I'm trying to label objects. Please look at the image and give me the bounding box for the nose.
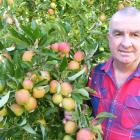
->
[121,36,132,48]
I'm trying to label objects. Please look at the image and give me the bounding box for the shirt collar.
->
[101,57,140,77]
[133,63,140,77]
[101,57,113,73]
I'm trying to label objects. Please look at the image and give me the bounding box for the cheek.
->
[109,41,117,51]
[109,36,120,46]
[135,44,140,52]
[109,48,116,55]
[109,38,121,50]
[111,38,120,45]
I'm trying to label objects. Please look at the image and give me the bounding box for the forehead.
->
[110,15,140,32]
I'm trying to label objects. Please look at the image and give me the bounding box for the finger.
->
[62,118,67,124]
[64,110,72,116]
[65,115,72,120]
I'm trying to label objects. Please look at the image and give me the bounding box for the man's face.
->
[108,15,140,65]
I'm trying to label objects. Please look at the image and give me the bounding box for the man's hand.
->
[63,111,72,124]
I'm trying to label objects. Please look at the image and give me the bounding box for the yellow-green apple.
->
[62,98,75,111]
[76,128,96,140]
[64,121,77,134]
[24,97,37,112]
[22,51,34,62]
[39,71,51,81]
[49,80,59,94]
[7,0,14,5]
[63,135,73,140]
[52,94,63,104]
[74,51,85,62]
[51,43,59,52]
[15,89,30,105]
[0,108,7,117]
[33,87,46,98]
[58,42,70,54]
[60,82,73,97]
[48,8,54,15]
[10,103,24,116]
[22,79,33,90]
[68,61,80,70]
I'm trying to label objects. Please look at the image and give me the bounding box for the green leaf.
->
[72,93,84,104]
[21,61,32,70]
[46,60,58,65]
[59,56,68,72]
[22,124,36,134]
[31,20,37,30]
[45,107,58,117]
[64,22,71,33]
[38,33,48,46]
[0,42,4,50]
[72,94,83,104]
[0,116,3,122]
[7,81,17,89]
[96,112,116,119]
[6,35,29,46]
[72,88,90,99]
[0,91,10,108]
[72,111,79,121]
[97,130,103,140]
[40,125,46,140]
[85,87,95,94]
[0,19,3,30]
[9,27,33,45]
[78,14,87,25]
[21,25,35,42]
[68,68,86,81]
[56,83,61,94]
[13,52,24,78]
[33,26,41,39]
[18,118,27,126]
[0,58,14,76]
[35,80,49,87]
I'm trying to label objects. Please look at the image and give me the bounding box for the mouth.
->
[118,50,133,56]
[119,50,132,53]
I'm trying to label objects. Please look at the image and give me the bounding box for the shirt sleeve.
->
[87,68,100,116]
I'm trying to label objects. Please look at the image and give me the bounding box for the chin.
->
[115,57,133,64]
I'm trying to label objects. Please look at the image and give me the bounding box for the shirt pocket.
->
[121,95,140,129]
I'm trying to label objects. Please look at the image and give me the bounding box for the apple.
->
[49,80,59,94]
[58,42,70,54]
[24,97,37,112]
[15,89,30,105]
[76,128,96,140]
[22,51,34,62]
[52,94,63,104]
[74,51,85,62]
[22,79,33,90]
[68,61,80,70]
[10,103,24,116]
[64,121,77,134]
[62,98,75,111]
[33,87,46,98]
[60,82,73,97]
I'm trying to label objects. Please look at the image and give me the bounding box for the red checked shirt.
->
[88,57,140,140]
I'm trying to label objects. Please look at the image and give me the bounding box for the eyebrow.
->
[112,29,140,34]
[112,30,123,34]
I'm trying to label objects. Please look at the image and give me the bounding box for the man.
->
[88,6,140,140]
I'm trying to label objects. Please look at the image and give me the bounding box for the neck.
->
[113,59,140,74]
[113,59,140,88]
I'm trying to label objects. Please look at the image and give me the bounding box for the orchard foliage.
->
[0,0,139,140]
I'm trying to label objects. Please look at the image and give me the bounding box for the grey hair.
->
[109,7,140,32]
